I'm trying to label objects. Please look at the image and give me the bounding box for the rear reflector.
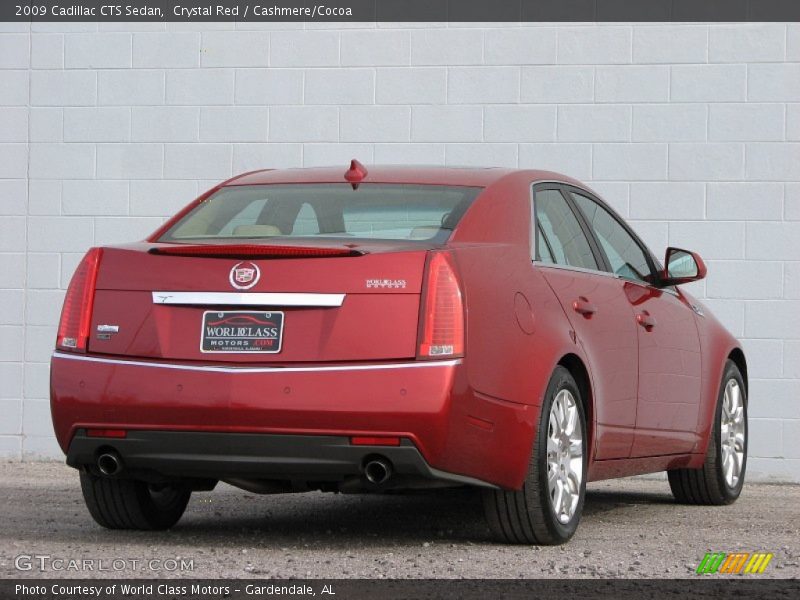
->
[56,247,102,353]
[417,252,465,359]
[350,436,401,446]
[86,429,127,439]
[149,244,362,259]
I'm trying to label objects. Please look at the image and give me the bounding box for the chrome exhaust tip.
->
[97,452,123,476]
[364,458,392,485]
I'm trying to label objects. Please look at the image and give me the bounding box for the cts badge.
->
[229,262,260,290]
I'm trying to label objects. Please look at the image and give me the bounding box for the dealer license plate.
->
[200,311,284,354]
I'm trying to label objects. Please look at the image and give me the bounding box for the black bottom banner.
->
[2,579,800,600]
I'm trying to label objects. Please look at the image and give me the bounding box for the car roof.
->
[225,165,583,189]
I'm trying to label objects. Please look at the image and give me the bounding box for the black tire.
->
[668,360,747,505]
[80,471,191,530]
[482,366,588,544]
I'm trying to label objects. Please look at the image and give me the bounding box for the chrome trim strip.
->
[152,291,345,307]
[52,352,461,374]
[532,260,621,280]
[534,261,681,296]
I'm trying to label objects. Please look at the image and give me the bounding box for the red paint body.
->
[50,166,745,490]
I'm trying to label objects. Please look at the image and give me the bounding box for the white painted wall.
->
[1,22,798,480]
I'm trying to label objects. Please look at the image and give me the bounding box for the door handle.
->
[572,297,597,317]
[636,311,657,330]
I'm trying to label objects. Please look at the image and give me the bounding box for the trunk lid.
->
[89,242,429,363]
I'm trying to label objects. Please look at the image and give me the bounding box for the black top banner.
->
[4,0,800,22]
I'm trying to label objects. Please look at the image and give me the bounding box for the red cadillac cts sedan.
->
[51,162,748,544]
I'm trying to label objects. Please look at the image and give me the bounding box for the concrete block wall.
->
[0,22,798,480]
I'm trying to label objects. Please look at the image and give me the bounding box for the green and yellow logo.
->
[696,552,773,574]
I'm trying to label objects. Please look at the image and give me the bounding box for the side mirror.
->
[659,247,707,287]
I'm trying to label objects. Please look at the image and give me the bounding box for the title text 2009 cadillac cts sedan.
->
[51,162,748,544]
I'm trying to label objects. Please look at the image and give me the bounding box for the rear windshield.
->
[159,184,482,243]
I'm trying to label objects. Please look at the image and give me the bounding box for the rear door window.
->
[534,189,598,271]
[537,223,556,264]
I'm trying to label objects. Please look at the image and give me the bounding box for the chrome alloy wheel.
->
[720,379,746,488]
[546,389,584,524]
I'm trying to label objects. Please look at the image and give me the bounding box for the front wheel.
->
[483,366,587,544]
[668,359,747,505]
[80,471,191,530]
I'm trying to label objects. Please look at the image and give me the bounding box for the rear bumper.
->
[51,352,536,489]
[66,430,496,489]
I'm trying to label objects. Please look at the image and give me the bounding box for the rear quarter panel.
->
[444,175,589,487]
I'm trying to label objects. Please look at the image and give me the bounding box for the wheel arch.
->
[557,353,594,460]
[727,347,748,397]
[693,342,748,462]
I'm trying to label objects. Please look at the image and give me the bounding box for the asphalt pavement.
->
[1,461,798,579]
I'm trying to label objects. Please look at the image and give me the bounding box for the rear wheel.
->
[483,366,587,544]
[80,471,191,530]
[668,360,747,505]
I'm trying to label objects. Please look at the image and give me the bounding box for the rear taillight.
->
[417,252,465,359]
[56,247,102,353]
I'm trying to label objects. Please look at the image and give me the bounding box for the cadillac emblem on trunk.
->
[229,261,260,290]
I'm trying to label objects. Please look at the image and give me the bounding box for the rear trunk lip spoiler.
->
[52,351,461,374]
[151,291,346,307]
